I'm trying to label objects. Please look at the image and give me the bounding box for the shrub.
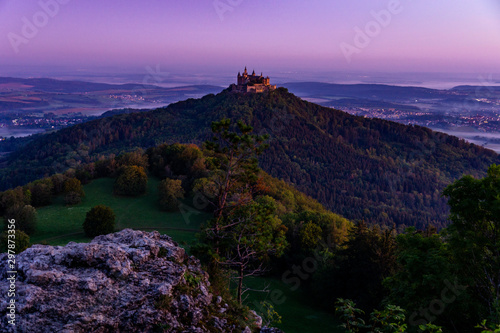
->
[83,205,116,238]
[3,205,37,235]
[28,179,54,207]
[114,166,148,196]
[64,178,85,205]
[0,187,30,215]
[158,178,185,211]
[64,192,82,205]
[0,230,30,254]
[64,178,85,196]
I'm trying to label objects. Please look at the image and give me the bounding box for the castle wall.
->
[236,68,275,93]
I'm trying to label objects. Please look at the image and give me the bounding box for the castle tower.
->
[234,67,276,93]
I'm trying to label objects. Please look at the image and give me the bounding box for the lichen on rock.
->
[0,229,280,332]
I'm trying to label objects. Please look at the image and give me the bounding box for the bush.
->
[65,191,82,205]
[158,178,185,211]
[114,166,148,196]
[64,178,85,196]
[64,178,85,205]
[50,174,67,195]
[3,205,37,235]
[0,230,30,254]
[28,179,54,207]
[83,205,116,238]
[0,187,30,215]
[116,150,149,169]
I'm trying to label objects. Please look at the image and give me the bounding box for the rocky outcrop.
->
[0,229,280,332]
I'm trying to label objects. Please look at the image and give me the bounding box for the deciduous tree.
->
[443,164,500,324]
[83,205,116,238]
[114,165,148,196]
[3,205,37,235]
[158,178,185,211]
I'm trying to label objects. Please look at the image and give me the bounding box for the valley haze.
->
[2,73,500,152]
[1,0,500,332]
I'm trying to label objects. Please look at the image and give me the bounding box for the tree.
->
[51,173,67,195]
[299,221,323,250]
[194,120,288,304]
[83,205,116,237]
[203,118,269,253]
[0,230,30,254]
[158,178,185,211]
[116,149,149,169]
[312,222,397,312]
[383,228,471,330]
[213,196,287,304]
[443,164,500,324]
[114,165,148,196]
[0,187,30,215]
[335,298,443,333]
[3,205,37,235]
[64,177,85,205]
[28,178,54,207]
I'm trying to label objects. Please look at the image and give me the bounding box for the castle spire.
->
[244,66,247,75]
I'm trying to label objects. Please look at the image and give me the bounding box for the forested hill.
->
[2,87,499,228]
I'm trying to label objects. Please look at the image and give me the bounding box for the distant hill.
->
[1,87,499,228]
[0,76,222,94]
[282,82,447,101]
[0,76,222,113]
[281,81,500,109]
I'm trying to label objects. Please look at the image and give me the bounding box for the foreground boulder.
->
[0,229,274,332]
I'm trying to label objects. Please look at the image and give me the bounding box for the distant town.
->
[2,77,500,152]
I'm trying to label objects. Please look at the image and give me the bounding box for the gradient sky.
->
[1,0,500,76]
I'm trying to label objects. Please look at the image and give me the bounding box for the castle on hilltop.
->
[231,67,276,93]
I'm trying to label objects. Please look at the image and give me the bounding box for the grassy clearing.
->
[244,276,343,333]
[30,176,342,332]
[32,177,210,246]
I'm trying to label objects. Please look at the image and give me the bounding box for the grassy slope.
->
[245,277,344,333]
[31,177,343,332]
[32,177,208,246]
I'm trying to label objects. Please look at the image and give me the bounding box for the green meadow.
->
[30,176,342,333]
[32,177,208,246]
[245,277,343,332]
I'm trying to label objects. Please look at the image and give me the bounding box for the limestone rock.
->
[0,229,268,332]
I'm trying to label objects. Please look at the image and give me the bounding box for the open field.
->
[245,277,343,333]
[29,176,343,332]
[32,177,208,246]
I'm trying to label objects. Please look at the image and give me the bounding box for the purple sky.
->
[1,0,499,76]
